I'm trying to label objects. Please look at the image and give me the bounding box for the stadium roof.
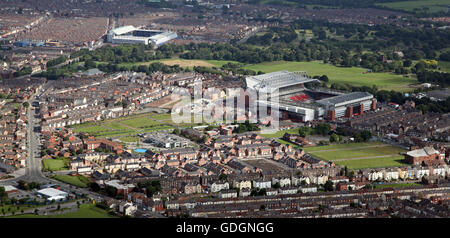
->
[110,25,136,35]
[316,92,373,107]
[246,71,318,94]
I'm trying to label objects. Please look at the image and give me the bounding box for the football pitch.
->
[303,142,409,169]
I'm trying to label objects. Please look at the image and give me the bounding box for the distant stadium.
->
[106,25,177,47]
[246,71,377,122]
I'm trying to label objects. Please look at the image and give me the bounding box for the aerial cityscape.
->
[0,0,449,222]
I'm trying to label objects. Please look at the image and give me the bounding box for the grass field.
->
[42,158,69,171]
[303,142,409,169]
[374,182,422,189]
[71,112,206,139]
[120,136,140,143]
[376,0,450,13]
[7,204,115,218]
[0,204,42,215]
[51,175,90,188]
[101,58,237,69]
[335,156,407,170]
[259,128,300,138]
[243,61,417,91]
[71,112,174,138]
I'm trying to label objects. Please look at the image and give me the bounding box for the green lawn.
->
[376,0,450,13]
[306,146,406,161]
[303,142,384,152]
[120,136,140,143]
[51,175,90,188]
[120,117,161,128]
[336,156,407,170]
[0,204,42,215]
[6,204,115,218]
[243,61,417,91]
[71,112,196,139]
[304,142,408,169]
[204,60,240,67]
[43,158,69,171]
[259,128,300,138]
[374,182,422,189]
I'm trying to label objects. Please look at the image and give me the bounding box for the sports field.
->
[243,61,417,91]
[376,0,450,13]
[303,142,409,169]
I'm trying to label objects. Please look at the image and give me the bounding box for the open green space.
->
[71,112,203,139]
[0,204,42,215]
[119,136,140,143]
[374,182,422,189]
[303,142,384,152]
[51,175,90,188]
[243,61,417,90]
[335,156,407,170]
[259,128,300,138]
[304,142,408,169]
[42,158,69,171]
[376,0,450,13]
[6,204,115,218]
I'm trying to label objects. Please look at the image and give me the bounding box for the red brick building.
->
[405,147,444,166]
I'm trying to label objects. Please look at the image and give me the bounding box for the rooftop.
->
[316,91,373,107]
[246,71,318,94]
[407,147,440,158]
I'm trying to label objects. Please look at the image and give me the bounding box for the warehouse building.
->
[246,71,376,122]
[36,188,68,202]
[107,25,177,47]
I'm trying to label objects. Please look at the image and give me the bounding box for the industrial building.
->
[36,188,68,202]
[106,25,177,47]
[246,71,377,122]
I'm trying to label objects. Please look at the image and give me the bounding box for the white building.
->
[253,180,272,189]
[36,188,68,202]
[278,187,298,195]
[272,177,291,187]
[210,182,229,193]
[119,201,137,216]
[299,186,318,193]
[107,25,177,47]
[218,189,238,199]
[292,176,310,186]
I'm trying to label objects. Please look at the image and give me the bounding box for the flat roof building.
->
[107,25,177,47]
[36,188,68,201]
